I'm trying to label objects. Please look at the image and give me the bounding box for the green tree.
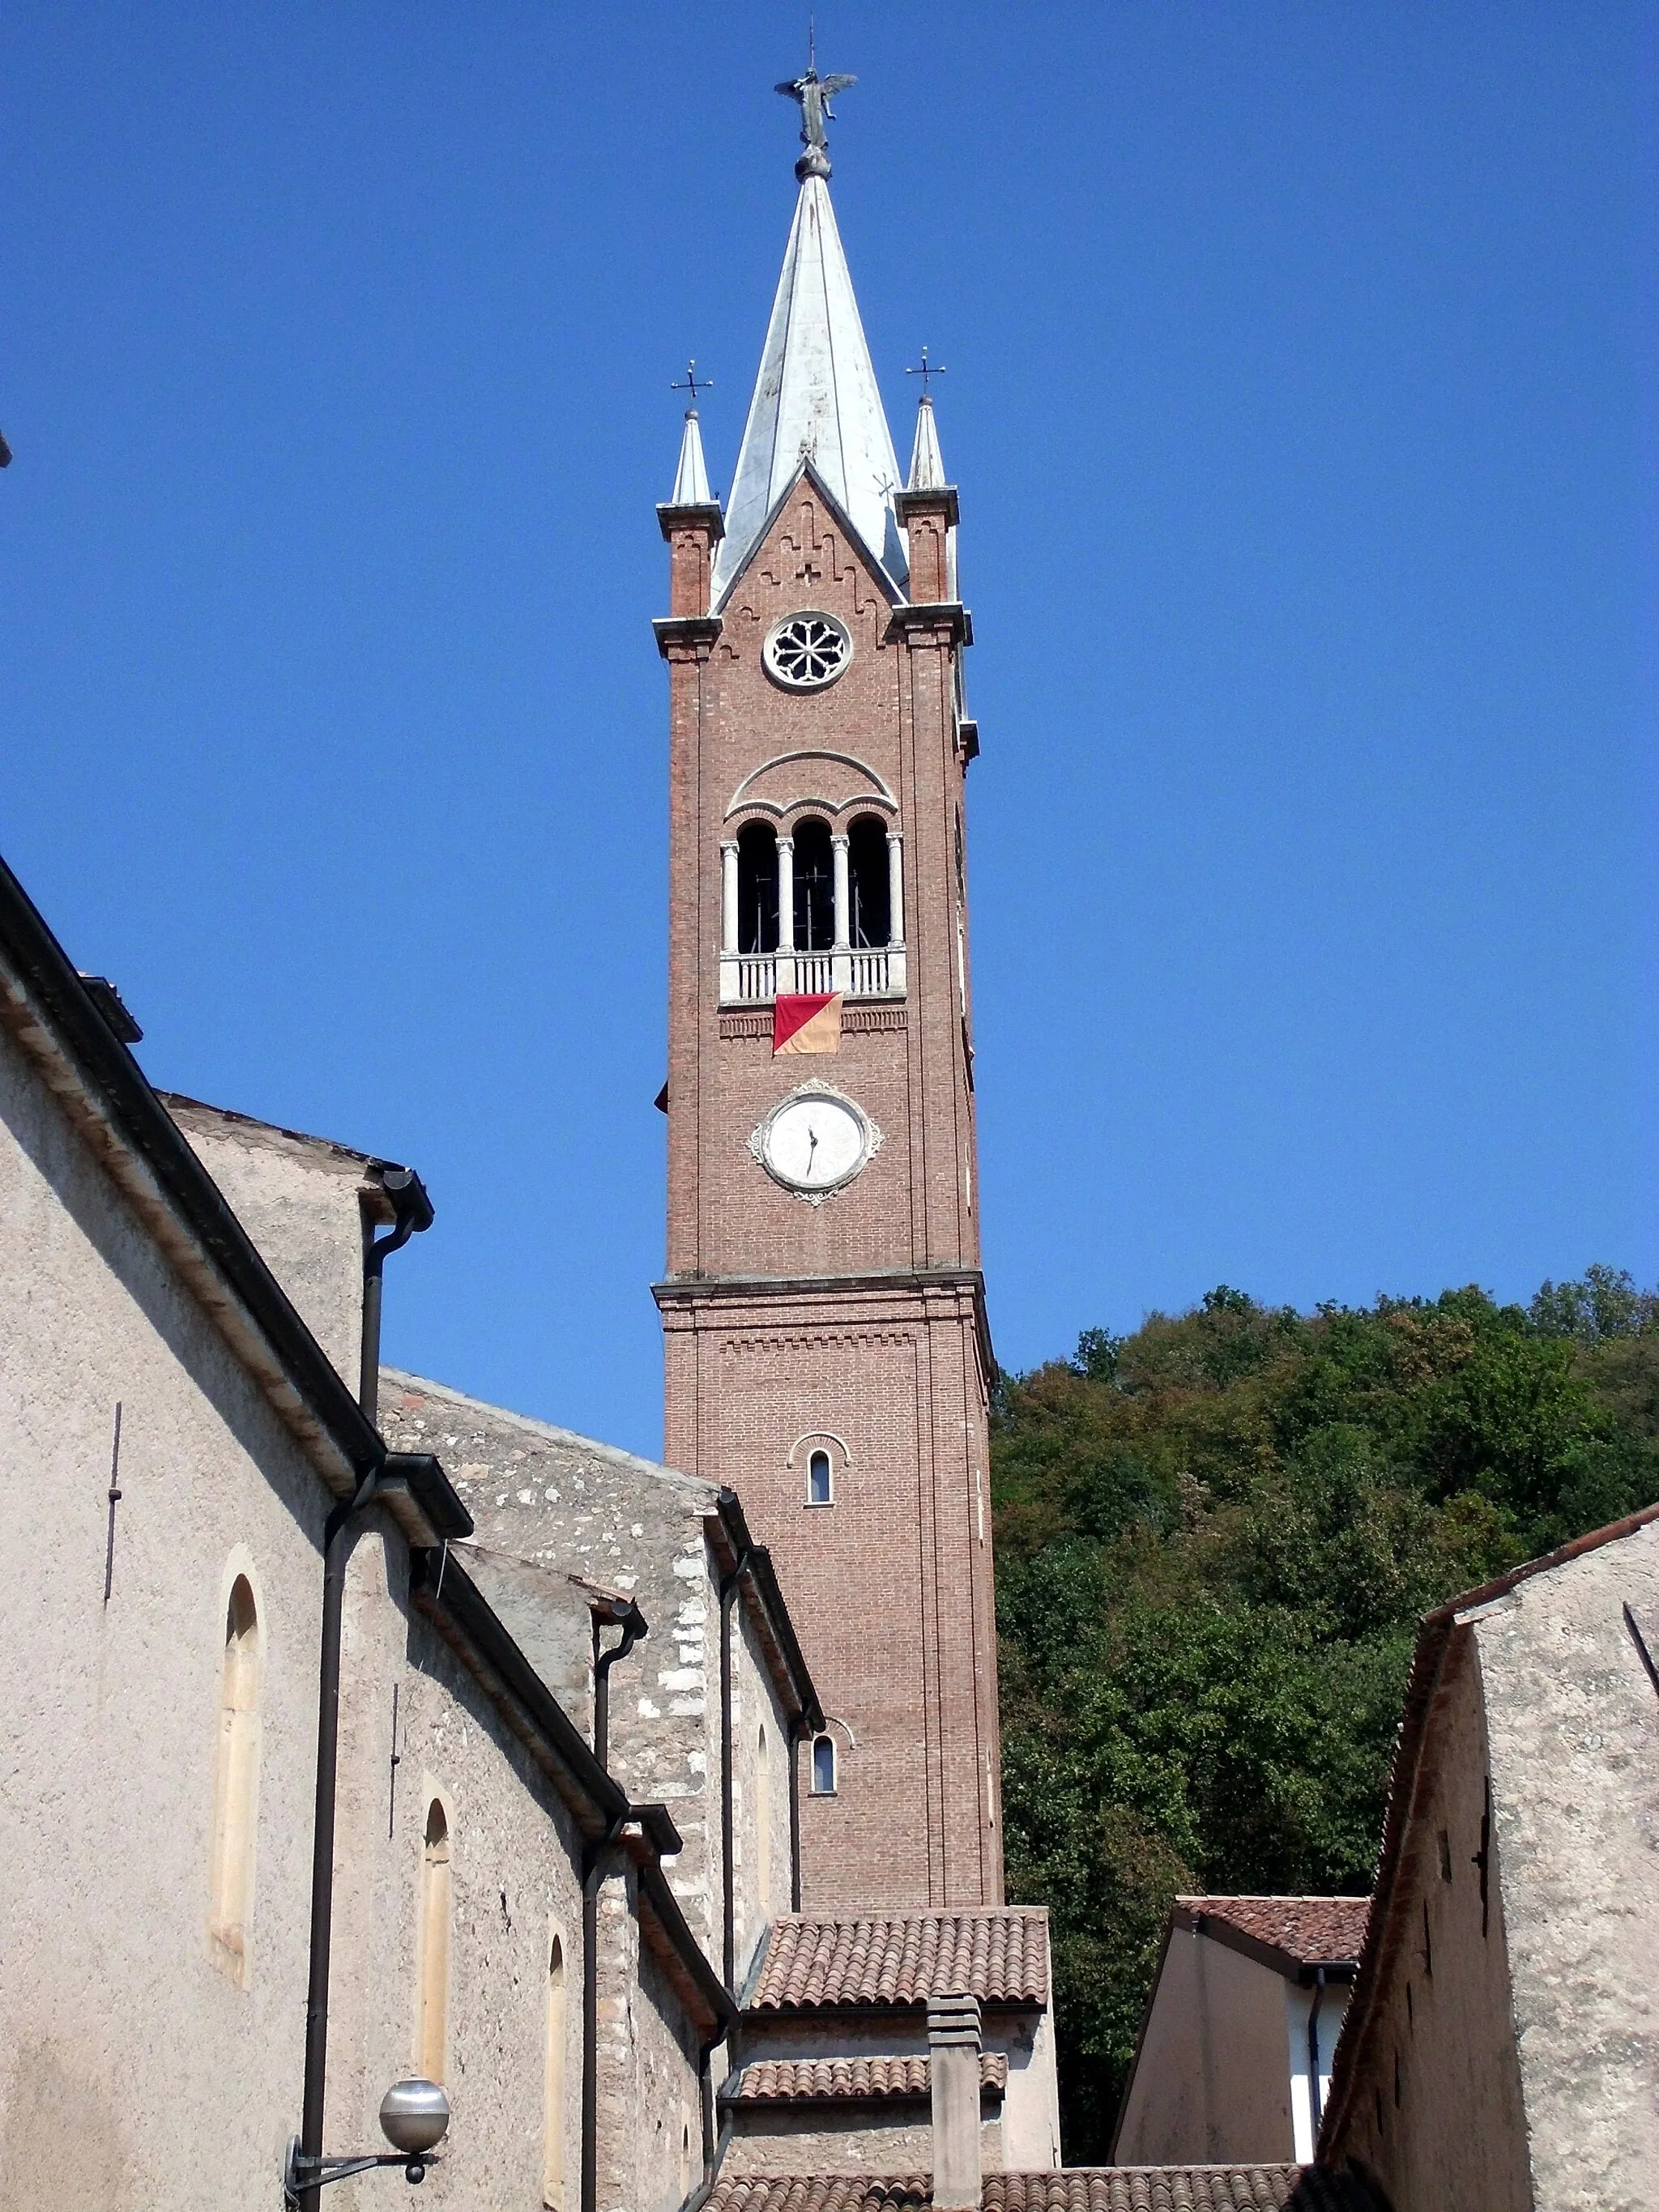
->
[993,1273,1659,2159]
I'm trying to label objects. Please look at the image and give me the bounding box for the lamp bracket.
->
[284,2138,433,2203]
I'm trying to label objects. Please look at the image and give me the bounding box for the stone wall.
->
[379,1370,802,1992]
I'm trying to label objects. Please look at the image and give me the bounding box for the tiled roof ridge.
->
[1175,1896,1371,1967]
[746,1907,1050,2010]
[706,2167,1367,2210]
[732,2052,1008,2102]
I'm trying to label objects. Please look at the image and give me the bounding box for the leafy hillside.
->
[992,1268,1659,2160]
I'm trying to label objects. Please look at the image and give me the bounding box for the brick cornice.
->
[886,600,973,647]
[656,499,727,544]
[652,614,723,660]
[893,484,961,529]
[653,1265,996,1381]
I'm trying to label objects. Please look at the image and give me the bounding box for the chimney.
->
[928,1993,983,2210]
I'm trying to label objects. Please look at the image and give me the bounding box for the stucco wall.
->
[1114,1929,1294,2164]
[725,2099,1003,2176]
[327,1526,591,2212]
[733,2005,1058,2174]
[1322,1627,1532,2212]
[0,1014,328,2211]
[0,1017,706,2212]
[167,1096,371,1394]
[1477,1524,1659,2212]
[595,1865,705,2212]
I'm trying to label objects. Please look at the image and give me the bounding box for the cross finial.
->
[906,347,947,397]
[671,360,713,407]
[775,35,857,182]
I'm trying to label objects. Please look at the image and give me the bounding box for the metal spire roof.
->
[907,392,946,491]
[711,171,907,606]
[670,407,714,505]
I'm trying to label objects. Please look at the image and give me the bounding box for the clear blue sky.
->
[2,4,1652,1459]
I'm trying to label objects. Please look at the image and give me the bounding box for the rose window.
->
[763,611,852,691]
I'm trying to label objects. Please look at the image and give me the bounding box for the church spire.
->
[711,64,907,607]
[907,392,946,492]
[670,407,712,505]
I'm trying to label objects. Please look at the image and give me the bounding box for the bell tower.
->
[653,71,1001,1911]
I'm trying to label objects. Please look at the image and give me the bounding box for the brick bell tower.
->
[652,68,1002,1911]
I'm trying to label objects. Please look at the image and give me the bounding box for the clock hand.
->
[806,1125,819,1174]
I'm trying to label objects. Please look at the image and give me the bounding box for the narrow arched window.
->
[210,1575,262,1984]
[418,1798,452,2083]
[543,1930,567,2209]
[811,1734,837,1796]
[807,1449,833,1507]
[848,815,891,948]
[757,1723,773,1915]
[679,2111,696,2201]
[791,816,835,951]
[737,822,779,954]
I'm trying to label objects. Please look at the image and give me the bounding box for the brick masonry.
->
[655,476,1003,1910]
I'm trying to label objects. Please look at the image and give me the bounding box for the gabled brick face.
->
[655,486,1003,1910]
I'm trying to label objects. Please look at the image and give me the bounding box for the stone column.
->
[885,830,905,947]
[775,835,795,991]
[928,1993,983,2210]
[831,834,851,948]
[720,841,740,954]
[776,837,795,952]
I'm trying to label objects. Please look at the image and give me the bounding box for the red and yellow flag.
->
[773,992,843,1055]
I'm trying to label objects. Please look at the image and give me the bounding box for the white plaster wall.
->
[1000,2000,1063,2169]
[1112,1929,1293,2164]
[1284,1980,1349,2162]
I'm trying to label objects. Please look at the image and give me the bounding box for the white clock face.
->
[752,1089,880,1200]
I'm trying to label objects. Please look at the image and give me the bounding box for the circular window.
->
[763,610,852,692]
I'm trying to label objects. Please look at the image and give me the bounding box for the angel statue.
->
[776,62,857,173]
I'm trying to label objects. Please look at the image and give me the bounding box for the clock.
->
[749,1085,882,1204]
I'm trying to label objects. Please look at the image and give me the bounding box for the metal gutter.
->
[407,1545,629,1839]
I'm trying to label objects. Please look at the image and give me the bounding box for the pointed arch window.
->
[209,1574,262,1984]
[417,1797,452,2083]
[543,1928,568,2209]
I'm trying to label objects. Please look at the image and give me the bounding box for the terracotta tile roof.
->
[746,1910,1050,2010]
[732,2052,1008,2102]
[1175,1897,1371,1968]
[706,2172,1370,2211]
